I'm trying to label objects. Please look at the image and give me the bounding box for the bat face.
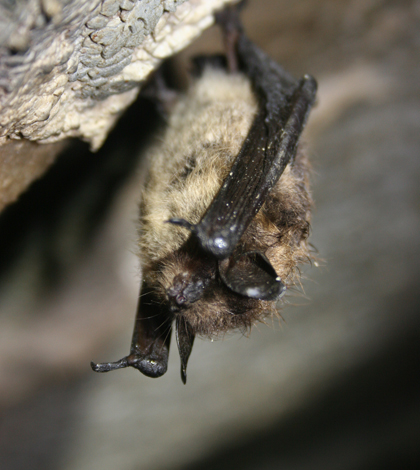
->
[91,14,317,383]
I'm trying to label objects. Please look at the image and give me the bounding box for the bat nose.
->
[168,291,187,306]
[167,274,188,306]
[167,272,210,306]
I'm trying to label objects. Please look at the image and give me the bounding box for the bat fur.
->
[139,67,312,338]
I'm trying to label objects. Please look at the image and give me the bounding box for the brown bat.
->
[91,8,317,383]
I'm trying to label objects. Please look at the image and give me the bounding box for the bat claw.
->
[166,218,196,232]
[90,354,168,378]
[90,357,129,373]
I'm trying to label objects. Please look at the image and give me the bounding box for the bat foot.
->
[215,5,243,73]
[91,352,169,378]
[90,357,129,373]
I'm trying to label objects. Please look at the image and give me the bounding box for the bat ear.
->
[176,316,195,384]
[218,252,286,301]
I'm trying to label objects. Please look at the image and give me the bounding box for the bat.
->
[91,6,317,384]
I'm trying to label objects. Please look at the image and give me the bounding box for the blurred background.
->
[1,0,419,469]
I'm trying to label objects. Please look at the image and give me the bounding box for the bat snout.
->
[167,271,210,307]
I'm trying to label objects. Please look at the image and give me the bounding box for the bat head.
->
[154,242,286,336]
[138,237,286,384]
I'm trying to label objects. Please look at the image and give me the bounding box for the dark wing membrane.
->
[237,34,298,102]
[193,38,317,259]
[219,251,286,301]
[91,284,172,378]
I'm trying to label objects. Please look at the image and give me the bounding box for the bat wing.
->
[91,285,172,378]
[218,251,286,301]
[169,36,317,261]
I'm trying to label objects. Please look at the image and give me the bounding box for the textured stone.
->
[96,47,131,68]
[86,76,109,87]
[163,0,182,12]
[0,139,67,212]
[120,0,136,11]
[82,35,103,53]
[86,15,109,30]
[101,0,120,17]
[80,54,103,68]
[0,0,239,156]
[90,24,123,46]
[101,33,130,59]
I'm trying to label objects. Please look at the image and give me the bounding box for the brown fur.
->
[138,67,312,338]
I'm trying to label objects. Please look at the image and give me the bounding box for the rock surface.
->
[0,0,237,211]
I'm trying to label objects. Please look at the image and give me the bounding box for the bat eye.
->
[218,251,286,301]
